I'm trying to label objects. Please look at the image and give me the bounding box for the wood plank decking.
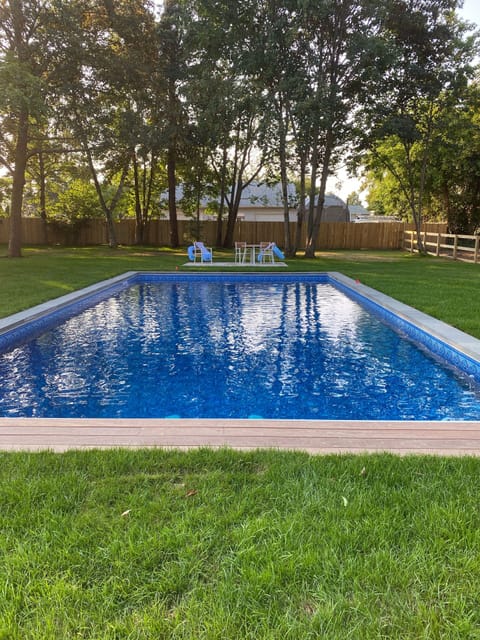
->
[1,418,480,455]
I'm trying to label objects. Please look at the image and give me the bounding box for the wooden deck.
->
[1,418,480,455]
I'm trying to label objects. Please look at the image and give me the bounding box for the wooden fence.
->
[405,229,480,263]
[0,217,447,251]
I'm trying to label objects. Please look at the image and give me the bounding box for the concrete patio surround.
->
[1,271,480,455]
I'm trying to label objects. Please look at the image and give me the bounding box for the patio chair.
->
[187,241,213,263]
[235,241,247,264]
[257,242,275,263]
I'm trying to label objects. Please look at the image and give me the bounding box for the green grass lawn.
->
[1,245,480,638]
[2,448,480,639]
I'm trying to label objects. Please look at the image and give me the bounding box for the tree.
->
[156,0,191,248]
[271,0,391,258]
[50,178,103,222]
[220,91,267,248]
[185,0,272,248]
[246,1,300,255]
[176,129,218,240]
[23,122,83,243]
[346,191,362,206]
[363,158,411,218]
[48,0,163,248]
[107,3,165,245]
[0,0,52,257]
[357,0,477,252]
[420,81,480,233]
[3,0,477,257]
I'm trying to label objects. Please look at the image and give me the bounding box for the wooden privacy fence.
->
[236,221,410,249]
[405,229,480,263]
[0,217,447,251]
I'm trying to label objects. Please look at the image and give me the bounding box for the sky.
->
[459,0,480,28]
[331,0,480,204]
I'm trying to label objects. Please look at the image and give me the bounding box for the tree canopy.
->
[1,0,478,256]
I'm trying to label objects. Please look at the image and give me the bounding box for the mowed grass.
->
[1,245,480,637]
[1,448,480,639]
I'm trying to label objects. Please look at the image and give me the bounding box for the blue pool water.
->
[1,277,480,420]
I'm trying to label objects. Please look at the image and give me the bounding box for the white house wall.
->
[176,206,350,223]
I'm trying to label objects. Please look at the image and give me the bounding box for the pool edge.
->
[1,417,480,455]
[0,271,139,334]
[330,272,480,365]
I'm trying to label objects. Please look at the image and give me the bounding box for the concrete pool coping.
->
[1,271,480,455]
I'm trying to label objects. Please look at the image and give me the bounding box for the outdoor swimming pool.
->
[1,273,480,421]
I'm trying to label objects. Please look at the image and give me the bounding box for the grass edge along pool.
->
[1,271,480,416]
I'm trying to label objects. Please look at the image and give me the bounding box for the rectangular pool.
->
[1,272,479,421]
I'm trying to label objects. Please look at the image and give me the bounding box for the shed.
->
[303,194,349,222]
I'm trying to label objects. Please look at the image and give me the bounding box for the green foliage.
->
[0,0,58,255]
[0,54,46,118]
[363,83,480,230]
[346,191,362,206]
[0,177,12,217]
[427,83,480,233]
[363,142,416,219]
[1,0,479,254]
[50,180,103,224]
[355,1,478,245]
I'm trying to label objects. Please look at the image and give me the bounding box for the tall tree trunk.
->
[412,208,425,253]
[223,205,237,248]
[133,153,144,244]
[8,107,29,258]
[216,189,225,247]
[413,126,433,254]
[167,145,179,247]
[223,182,242,248]
[195,190,201,240]
[306,145,318,242]
[79,125,122,248]
[108,162,129,246]
[293,156,307,256]
[133,153,155,245]
[278,113,291,254]
[215,146,228,247]
[305,131,334,258]
[87,154,118,248]
[38,148,49,244]
[404,144,425,254]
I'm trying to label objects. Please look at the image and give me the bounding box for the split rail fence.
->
[404,229,480,263]
[0,217,447,251]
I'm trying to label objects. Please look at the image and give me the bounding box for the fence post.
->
[475,236,479,264]
[436,233,440,256]
[453,235,458,260]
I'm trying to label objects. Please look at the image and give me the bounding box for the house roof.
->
[348,204,370,217]
[162,183,347,210]
[237,182,297,208]
[161,182,298,209]
[304,194,348,209]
